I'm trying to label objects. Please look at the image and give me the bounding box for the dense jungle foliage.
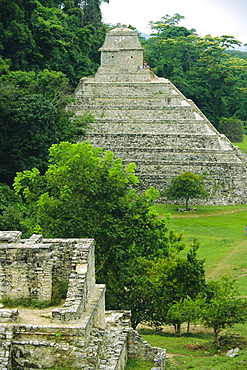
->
[0,2,247,328]
[141,14,247,130]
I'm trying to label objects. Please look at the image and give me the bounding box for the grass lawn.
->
[155,204,247,295]
[126,203,247,369]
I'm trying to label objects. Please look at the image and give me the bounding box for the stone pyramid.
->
[71,24,247,205]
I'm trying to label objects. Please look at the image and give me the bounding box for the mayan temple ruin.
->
[0,231,166,369]
[71,24,247,205]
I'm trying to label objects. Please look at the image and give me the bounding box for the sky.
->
[101,0,247,45]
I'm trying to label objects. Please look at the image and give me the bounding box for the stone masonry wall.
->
[128,328,166,369]
[0,232,166,369]
[0,243,53,301]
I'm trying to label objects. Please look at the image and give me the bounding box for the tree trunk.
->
[213,327,220,348]
[175,323,181,337]
[185,197,190,211]
[186,320,190,333]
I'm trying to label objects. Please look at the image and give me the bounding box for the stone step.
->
[85,137,232,151]
[77,117,206,125]
[81,122,213,134]
[105,152,242,163]
[76,106,197,121]
[77,95,180,104]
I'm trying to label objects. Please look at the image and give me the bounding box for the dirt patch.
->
[0,305,71,327]
[185,343,205,351]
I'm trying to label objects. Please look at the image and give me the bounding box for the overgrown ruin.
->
[0,231,166,369]
[71,24,247,205]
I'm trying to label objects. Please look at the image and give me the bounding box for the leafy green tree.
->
[0,183,22,215]
[185,36,245,126]
[13,141,178,309]
[165,172,208,210]
[218,117,244,142]
[143,15,247,127]
[0,93,57,183]
[123,241,206,328]
[166,296,203,336]
[0,0,107,85]
[0,69,89,184]
[201,277,247,347]
[0,0,37,70]
[0,183,25,232]
[143,16,197,79]
[81,0,103,27]
[0,85,85,184]
[0,68,75,111]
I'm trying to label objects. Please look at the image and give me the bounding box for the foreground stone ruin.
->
[0,231,166,369]
[71,24,247,205]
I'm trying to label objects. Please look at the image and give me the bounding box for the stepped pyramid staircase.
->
[71,24,247,205]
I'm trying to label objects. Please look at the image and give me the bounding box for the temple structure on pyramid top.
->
[71,24,247,205]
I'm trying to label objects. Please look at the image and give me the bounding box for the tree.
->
[144,15,197,79]
[81,0,102,27]
[0,183,25,232]
[165,172,208,210]
[13,141,179,309]
[218,117,244,142]
[166,296,203,336]
[123,240,206,328]
[142,15,246,127]
[0,0,107,85]
[201,277,247,347]
[0,70,88,184]
[0,89,79,184]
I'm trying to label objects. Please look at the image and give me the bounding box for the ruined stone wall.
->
[51,240,99,322]
[128,328,166,369]
[0,243,53,301]
[0,232,166,369]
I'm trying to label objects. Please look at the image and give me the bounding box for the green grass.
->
[127,327,247,369]
[126,358,154,369]
[155,204,247,295]
[125,204,247,370]
[168,353,247,369]
[233,134,247,154]
[0,296,51,309]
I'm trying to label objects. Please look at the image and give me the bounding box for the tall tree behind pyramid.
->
[70,24,247,205]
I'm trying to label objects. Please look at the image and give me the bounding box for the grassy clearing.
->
[126,204,247,370]
[155,204,247,295]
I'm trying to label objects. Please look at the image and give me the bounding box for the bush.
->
[219,333,247,349]
[218,117,244,142]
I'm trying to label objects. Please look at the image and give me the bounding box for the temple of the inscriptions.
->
[71,24,247,205]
